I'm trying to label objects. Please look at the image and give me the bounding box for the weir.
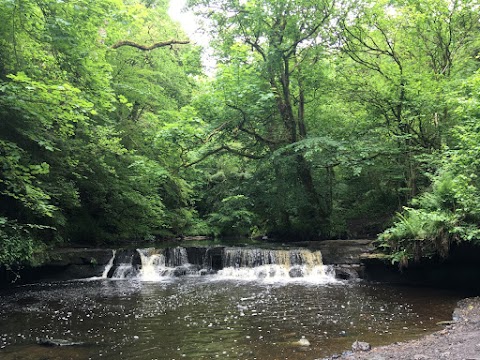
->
[103,246,336,282]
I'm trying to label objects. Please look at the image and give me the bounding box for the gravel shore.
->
[323,297,480,360]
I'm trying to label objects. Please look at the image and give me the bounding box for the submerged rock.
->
[37,338,84,347]
[294,336,311,346]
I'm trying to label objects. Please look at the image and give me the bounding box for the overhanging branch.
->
[111,39,190,50]
[184,145,265,167]
[226,104,279,146]
[184,146,226,168]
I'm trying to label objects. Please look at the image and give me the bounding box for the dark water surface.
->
[0,278,460,359]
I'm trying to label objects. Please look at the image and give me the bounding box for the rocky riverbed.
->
[323,297,480,360]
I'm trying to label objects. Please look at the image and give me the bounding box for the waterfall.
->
[107,249,141,279]
[105,247,197,281]
[137,248,167,281]
[101,250,116,278]
[102,246,336,283]
[218,248,332,282]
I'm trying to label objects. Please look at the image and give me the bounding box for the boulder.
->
[333,265,361,280]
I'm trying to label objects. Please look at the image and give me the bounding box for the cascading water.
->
[136,248,167,281]
[101,250,116,278]
[218,248,333,282]
[104,246,336,283]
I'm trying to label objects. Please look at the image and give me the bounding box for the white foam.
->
[101,247,339,284]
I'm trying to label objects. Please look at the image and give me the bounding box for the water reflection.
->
[0,278,460,359]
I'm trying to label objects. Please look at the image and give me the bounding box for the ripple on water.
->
[0,278,461,360]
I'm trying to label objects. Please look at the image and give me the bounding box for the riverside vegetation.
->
[1,0,480,270]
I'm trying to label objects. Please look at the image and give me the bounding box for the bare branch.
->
[184,146,226,168]
[245,38,266,61]
[223,144,265,159]
[183,144,265,167]
[206,121,231,142]
[111,39,189,50]
[226,103,279,145]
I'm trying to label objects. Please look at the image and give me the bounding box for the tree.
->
[338,0,480,200]
[0,0,119,262]
[0,0,203,265]
[188,0,342,237]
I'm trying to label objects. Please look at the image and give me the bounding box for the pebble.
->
[352,341,371,352]
[413,355,429,360]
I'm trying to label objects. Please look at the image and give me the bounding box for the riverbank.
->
[323,297,480,360]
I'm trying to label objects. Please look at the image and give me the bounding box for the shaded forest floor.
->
[323,297,480,360]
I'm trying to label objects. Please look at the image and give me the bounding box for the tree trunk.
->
[270,59,329,236]
[296,154,330,236]
[297,68,307,139]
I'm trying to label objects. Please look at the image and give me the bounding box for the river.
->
[0,247,461,359]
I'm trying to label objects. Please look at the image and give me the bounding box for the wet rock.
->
[311,240,374,265]
[352,340,371,352]
[334,266,359,280]
[49,249,115,267]
[289,268,304,278]
[185,247,208,267]
[199,269,216,276]
[173,267,188,276]
[204,247,224,271]
[436,320,454,326]
[4,249,116,283]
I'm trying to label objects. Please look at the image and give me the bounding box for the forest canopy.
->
[1,0,479,267]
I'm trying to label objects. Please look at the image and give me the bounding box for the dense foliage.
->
[377,70,480,265]
[1,0,479,267]
[0,0,201,265]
